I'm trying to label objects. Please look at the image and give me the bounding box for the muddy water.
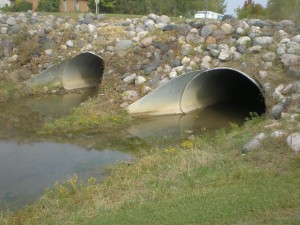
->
[0,93,260,211]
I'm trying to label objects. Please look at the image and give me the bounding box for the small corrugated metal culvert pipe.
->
[127,67,266,116]
[24,52,105,90]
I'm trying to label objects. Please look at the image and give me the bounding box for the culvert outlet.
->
[24,52,104,91]
[127,67,266,116]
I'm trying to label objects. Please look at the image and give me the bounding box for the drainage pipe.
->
[24,52,104,91]
[127,67,266,116]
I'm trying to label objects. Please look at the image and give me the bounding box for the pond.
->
[0,92,258,211]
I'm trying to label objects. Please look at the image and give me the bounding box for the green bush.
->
[1,0,32,12]
[37,0,59,12]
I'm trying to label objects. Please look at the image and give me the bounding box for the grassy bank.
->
[2,116,300,224]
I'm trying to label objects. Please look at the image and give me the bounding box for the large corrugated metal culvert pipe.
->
[24,52,104,90]
[127,67,266,117]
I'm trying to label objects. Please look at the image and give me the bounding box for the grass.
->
[42,81,132,133]
[2,116,300,225]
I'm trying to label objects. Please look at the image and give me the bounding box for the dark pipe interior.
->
[181,68,266,116]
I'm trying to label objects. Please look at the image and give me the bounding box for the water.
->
[0,92,141,211]
[0,93,262,211]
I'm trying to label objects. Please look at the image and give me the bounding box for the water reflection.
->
[0,141,133,211]
[128,100,255,139]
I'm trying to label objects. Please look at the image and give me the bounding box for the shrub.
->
[37,0,59,12]
[1,0,32,12]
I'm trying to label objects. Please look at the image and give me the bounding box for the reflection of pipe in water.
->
[24,91,96,118]
[24,52,104,90]
[127,67,266,117]
[128,101,250,139]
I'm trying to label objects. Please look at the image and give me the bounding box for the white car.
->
[194,11,223,20]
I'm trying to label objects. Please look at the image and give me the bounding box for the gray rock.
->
[288,66,300,78]
[218,49,231,61]
[66,40,73,47]
[181,44,192,56]
[291,35,300,43]
[271,130,287,139]
[270,103,285,119]
[237,36,251,45]
[115,40,133,51]
[135,75,146,86]
[122,90,139,101]
[212,30,226,40]
[242,138,261,152]
[6,17,16,26]
[286,133,300,152]
[281,54,300,67]
[254,19,272,28]
[123,73,136,84]
[293,81,300,94]
[221,23,234,34]
[157,15,170,24]
[186,33,205,44]
[140,37,153,48]
[248,45,262,54]
[262,52,276,62]
[253,36,273,46]
[144,64,159,74]
[201,24,215,38]
[259,71,268,79]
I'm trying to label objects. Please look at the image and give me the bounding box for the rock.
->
[242,139,261,152]
[218,49,231,61]
[169,71,177,79]
[181,44,192,56]
[140,37,153,48]
[248,45,262,54]
[122,90,139,101]
[201,24,215,38]
[88,24,96,33]
[206,36,216,45]
[123,73,136,84]
[66,40,73,47]
[262,52,276,62]
[45,49,53,55]
[115,40,133,51]
[242,133,266,153]
[181,57,191,66]
[135,75,146,86]
[259,71,268,79]
[237,36,251,45]
[221,23,234,34]
[286,133,300,152]
[293,81,300,93]
[6,17,16,26]
[271,130,287,139]
[270,103,285,119]
[281,54,300,67]
[157,15,170,24]
[291,35,300,43]
[253,36,273,46]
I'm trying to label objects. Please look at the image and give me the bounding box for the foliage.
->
[1,0,32,12]
[87,0,116,13]
[267,0,300,23]
[113,0,226,17]
[236,0,267,19]
[37,0,59,12]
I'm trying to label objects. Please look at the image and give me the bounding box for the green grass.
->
[2,117,300,225]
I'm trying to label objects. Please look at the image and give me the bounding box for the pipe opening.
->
[180,68,266,116]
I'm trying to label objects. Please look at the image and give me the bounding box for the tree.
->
[113,0,226,17]
[37,0,59,12]
[236,0,267,19]
[267,0,300,23]
[88,0,116,13]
